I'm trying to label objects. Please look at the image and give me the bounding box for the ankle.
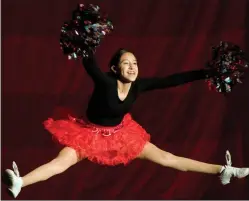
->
[20,177,25,188]
[219,166,225,174]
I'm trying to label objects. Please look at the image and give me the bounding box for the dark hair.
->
[109,48,132,69]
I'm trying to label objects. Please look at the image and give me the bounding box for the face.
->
[116,52,138,82]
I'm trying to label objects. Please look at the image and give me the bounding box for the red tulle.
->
[43,113,150,166]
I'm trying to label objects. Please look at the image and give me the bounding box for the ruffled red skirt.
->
[43,114,150,166]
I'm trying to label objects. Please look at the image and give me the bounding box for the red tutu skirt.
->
[43,113,150,166]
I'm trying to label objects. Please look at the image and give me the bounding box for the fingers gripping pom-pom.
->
[205,41,248,93]
[60,4,114,60]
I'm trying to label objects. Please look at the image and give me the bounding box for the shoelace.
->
[225,150,232,166]
[225,151,241,177]
[225,151,234,176]
[12,161,20,177]
[220,150,233,183]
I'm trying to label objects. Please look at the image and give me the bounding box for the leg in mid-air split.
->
[3,143,249,199]
[3,147,83,198]
[137,142,249,184]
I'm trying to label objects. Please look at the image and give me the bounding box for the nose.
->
[129,63,135,69]
[128,66,135,71]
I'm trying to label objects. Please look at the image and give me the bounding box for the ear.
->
[110,65,117,73]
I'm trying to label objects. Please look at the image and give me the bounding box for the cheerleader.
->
[3,49,249,198]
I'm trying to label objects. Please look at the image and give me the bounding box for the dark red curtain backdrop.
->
[2,0,249,199]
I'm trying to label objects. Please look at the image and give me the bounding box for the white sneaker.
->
[220,150,249,185]
[3,161,23,198]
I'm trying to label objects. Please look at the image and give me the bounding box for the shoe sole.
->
[2,170,13,186]
[2,170,16,198]
[7,188,15,198]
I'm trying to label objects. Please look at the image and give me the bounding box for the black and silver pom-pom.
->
[205,41,248,93]
[60,4,114,60]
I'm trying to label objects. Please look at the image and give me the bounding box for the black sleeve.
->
[137,69,214,92]
[82,54,112,84]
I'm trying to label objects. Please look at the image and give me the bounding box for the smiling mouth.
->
[127,71,136,75]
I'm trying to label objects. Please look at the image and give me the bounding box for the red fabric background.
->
[2,0,249,199]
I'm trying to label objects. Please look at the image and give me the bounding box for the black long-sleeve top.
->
[82,55,211,126]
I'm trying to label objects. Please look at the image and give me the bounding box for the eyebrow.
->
[120,59,137,63]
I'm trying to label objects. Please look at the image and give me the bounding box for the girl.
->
[4,49,249,198]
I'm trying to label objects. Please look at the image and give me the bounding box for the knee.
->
[161,152,188,171]
[161,151,175,162]
[49,158,76,174]
[160,152,178,166]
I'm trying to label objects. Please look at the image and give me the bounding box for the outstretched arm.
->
[82,54,112,84]
[137,69,213,92]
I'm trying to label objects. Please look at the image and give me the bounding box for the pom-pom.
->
[60,4,114,60]
[205,41,248,93]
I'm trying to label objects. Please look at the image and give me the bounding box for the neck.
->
[117,79,132,93]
